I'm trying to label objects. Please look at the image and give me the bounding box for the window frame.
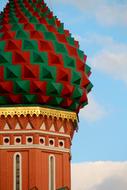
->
[13,152,22,190]
[49,154,56,190]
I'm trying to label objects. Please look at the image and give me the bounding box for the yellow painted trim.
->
[0,107,77,121]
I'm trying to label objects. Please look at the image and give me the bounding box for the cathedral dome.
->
[0,0,92,112]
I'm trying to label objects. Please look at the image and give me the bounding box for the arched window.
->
[13,153,22,190]
[49,155,55,190]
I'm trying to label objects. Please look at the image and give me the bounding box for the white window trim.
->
[26,136,33,144]
[49,138,55,147]
[13,152,22,190]
[58,140,65,148]
[14,136,22,145]
[3,137,10,145]
[49,154,56,190]
[39,137,45,145]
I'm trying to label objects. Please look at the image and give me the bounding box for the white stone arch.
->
[49,154,56,190]
[13,152,22,190]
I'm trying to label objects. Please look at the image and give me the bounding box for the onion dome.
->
[0,0,92,113]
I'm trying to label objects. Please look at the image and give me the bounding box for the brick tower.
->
[0,0,92,190]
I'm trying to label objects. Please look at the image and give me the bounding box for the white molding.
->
[0,130,70,138]
[13,152,22,190]
[49,154,56,190]
[0,144,70,153]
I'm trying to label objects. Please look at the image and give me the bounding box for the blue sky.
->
[1,0,127,162]
[45,0,127,163]
[1,1,127,189]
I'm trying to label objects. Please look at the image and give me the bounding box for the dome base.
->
[0,106,77,121]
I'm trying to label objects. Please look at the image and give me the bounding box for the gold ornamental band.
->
[0,107,77,121]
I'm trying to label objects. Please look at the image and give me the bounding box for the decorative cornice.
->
[0,144,70,153]
[0,107,77,121]
[0,130,70,138]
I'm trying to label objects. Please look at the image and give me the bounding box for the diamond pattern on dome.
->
[5,65,21,79]
[0,0,92,113]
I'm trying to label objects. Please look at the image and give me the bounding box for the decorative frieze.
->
[0,107,77,121]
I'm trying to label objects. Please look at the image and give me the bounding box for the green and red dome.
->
[0,0,92,113]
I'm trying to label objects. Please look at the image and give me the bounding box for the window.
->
[26,136,33,144]
[49,155,55,190]
[58,140,64,148]
[14,153,22,190]
[15,137,21,145]
[49,138,55,146]
[3,137,10,145]
[39,137,45,145]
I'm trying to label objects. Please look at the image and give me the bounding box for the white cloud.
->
[74,34,114,48]
[91,45,127,84]
[91,176,127,190]
[53,0,104,11]
[2,1,127,27]
[74,33,116,54]
[72,161,127,190]
[56,0,103,11]
[76,33,127,85]
[95,4,127,26]
[79,96,106,122]
[53,0,127,27]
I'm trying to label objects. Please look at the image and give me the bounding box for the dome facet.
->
[0,0,93,112]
